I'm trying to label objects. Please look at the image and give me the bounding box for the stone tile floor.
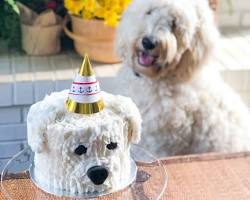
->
[215,28,250,108]
[216,28,250,70]
[0,51,121,83]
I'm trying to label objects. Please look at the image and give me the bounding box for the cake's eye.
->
[74,145,87,155]
[146,9,152,15]
[106,142,118,150]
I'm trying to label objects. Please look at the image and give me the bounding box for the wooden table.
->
[1,152,250,200]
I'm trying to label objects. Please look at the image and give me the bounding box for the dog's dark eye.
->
[171,20,176,31]
[74,145,87,155]
[146,9,152,15]
[106,142,118,150]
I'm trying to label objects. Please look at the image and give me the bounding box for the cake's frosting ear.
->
[126,112,142,144]
[27,90,67,153]
[105,93,142,144]
[27,101,48,153]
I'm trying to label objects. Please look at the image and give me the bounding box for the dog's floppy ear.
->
[115,2,138,63]
[108,94,142,144]
[169,0,219,82]
[115,21,127,60]
[188,0,219,65]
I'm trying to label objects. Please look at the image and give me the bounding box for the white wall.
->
[219,0,250,28]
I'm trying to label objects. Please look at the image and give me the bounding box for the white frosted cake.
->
[27,56,142,195]
[27,90,141,194]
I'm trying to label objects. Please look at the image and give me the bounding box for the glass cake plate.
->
[1,145,167,200]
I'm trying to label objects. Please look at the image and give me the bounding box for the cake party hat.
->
[66,55,104,114]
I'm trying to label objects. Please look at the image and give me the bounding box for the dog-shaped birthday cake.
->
[27,56,141,195]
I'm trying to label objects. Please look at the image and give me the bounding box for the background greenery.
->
[0,0,65,51]
[0,0,21,50]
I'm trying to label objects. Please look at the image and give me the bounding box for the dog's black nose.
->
[87,166,109,185]
[142,37,156,50]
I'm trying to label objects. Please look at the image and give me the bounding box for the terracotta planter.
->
[63,15,120,64]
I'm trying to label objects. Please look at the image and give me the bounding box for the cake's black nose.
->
[87,166,109,185]
[142,36,157,50]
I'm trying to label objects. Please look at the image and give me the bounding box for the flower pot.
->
[63,15,120,64]
[21,23,62,56]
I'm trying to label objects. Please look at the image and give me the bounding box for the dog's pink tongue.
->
[139,52,155,66]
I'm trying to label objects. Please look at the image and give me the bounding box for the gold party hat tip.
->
[79,55,95,76]
[66,55,104,115]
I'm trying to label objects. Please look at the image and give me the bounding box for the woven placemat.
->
[1,152,250,200]
[0,163,165,200]
[163,152,250,200]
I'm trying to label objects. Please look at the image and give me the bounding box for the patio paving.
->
[216,28,250,70]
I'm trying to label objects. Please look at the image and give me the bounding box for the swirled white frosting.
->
[27,90,141,195]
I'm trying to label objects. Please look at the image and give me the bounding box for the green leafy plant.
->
[0,0,65,51]
[5,0,19,13]
[0,0,21,50]
[223,0,234,15]
[228,0,234,14]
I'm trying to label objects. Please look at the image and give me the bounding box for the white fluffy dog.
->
[116,0,250,157]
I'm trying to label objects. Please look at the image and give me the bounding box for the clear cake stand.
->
[1,145,167,200]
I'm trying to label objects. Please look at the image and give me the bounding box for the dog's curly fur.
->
[116,0,250,157]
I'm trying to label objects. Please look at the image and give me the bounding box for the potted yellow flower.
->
[63,0,131,63]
